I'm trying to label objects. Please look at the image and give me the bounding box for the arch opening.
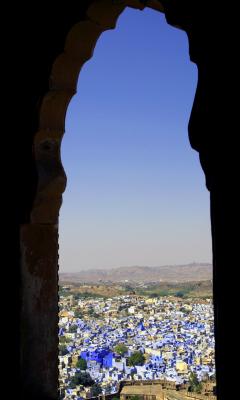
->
[19,1,220,399]
[60,3,214,400]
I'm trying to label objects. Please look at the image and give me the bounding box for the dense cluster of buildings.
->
[59,291,215,399]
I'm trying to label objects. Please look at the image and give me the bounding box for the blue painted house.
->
[81,348,111,366]
[103,352,113,368]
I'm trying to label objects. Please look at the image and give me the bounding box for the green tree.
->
[59,336,71,344]
[59,286,71,297]
[176,291,185,298]
[59,344,69,356]
[69,371,94,388]
[131,396,141,400]
[92,383,102,396]
[180,307,191,314]
[69,324,78,333]
[88,307,94,315]
[88,307,100,318]
[188,372,203,393]
[149,293,158,298]
[114,344,128,356]
[74,309,83,319]
[128,351,145,366]
[59,336,66,344]
[76,357,87,370]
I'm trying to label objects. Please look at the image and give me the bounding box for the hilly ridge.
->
[59,263,212,283]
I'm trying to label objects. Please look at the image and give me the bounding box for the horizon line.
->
[59,261,212,274]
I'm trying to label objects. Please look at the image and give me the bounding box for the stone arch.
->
[20,1,168,399]
[19,0,237,398]
[12,0,237,398]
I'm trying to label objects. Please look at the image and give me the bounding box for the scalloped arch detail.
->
[31,0,164,224]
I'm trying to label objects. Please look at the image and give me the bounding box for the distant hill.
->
[59,263,212,283]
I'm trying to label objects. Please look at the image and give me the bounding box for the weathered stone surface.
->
[32,133,66,224]
[20,223,59,399]
[144,1,164,12]
[87,0,126,29]
[124,0,146,10]
[39,90,74,131]
[34,129,64,145]
[31,194,63,224]
[50,53,86,91]
[64,20,103,60]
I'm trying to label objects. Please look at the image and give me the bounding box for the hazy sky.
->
[59,7,212,272]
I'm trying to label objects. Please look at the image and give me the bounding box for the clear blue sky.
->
[59,7,212,272]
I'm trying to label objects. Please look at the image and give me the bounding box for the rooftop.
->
[121,383,163,395]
